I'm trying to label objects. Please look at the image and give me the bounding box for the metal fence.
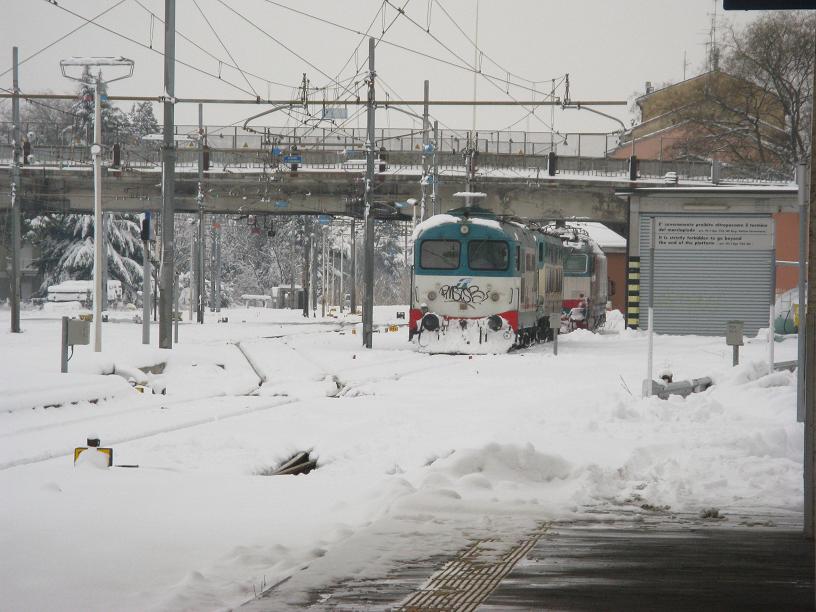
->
[0,121,620,156]
[0,121,795,183]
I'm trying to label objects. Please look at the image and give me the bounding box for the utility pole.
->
[197,103,205,324]
[350,217,357,313]
[303,217,311,317]
[91,77,104,351]
[362,37,376,348]
[142,214,151,345]
[215,219,221,312]
[189,222,196,322]
[321,228,327,317]
[210,217,217,311]
[9,47,21,334]
[432,120,439,216]
[159,0,176,349]
[796,162,807,423]
[420,80,430,223]
[339,227,344,313]
[805,28,816,540]
[290,222,296,309]
[310,221,317,316]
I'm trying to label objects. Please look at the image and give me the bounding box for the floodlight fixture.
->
[60,56,134,83]
[60,56,134,353]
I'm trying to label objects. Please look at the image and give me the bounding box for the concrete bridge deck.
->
[0,157,798,236]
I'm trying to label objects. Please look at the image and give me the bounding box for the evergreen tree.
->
[373,220,409,305]
[129,101,160,141]
[71,67,129,145]
[33,213,145,301]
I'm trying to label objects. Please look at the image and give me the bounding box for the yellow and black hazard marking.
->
[626,256,640,329]
[74,447,113,467]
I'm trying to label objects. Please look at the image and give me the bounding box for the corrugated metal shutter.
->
[640,215,773,336]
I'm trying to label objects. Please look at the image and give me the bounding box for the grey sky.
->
[2,1,757,135]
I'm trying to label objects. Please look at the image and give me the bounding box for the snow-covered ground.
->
[0,304,802,611]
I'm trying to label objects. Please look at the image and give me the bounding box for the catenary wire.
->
[43,0,260,99]
[0,0,128,81]
[131,0,296,90]
[192,0,259,98]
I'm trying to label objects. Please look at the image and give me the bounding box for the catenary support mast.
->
[159,0,176,348]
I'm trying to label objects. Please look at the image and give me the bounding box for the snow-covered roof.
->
[572,222,627,251]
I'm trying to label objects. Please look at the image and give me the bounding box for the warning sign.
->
[653,217,773,250]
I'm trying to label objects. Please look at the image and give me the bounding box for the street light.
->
[60,57,134,352]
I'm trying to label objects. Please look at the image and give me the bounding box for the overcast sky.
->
[1,1,758,136]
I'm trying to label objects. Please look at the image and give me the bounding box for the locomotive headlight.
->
[460,224,470,235]
[487,315,503,332]
[421,313,440,331]
[427,290,437,301]
[490,291,500,302]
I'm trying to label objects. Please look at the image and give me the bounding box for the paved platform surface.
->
[482,514,814,611]
[249,511,814,611]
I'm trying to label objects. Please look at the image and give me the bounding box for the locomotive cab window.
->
[565,253,589,274]
[468,240,509,271]
[420,239,460,269]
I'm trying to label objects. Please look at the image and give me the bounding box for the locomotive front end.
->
[411,212,520,354]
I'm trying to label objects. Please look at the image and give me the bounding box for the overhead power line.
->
[131,0,296,91]
[0,92,627,106]
[192,0,259,98]
[42,0,259,98]
[245,0,563,99]
[214,0,360,100]
[0,0,128,81]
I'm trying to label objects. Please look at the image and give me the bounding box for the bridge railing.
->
[0,137,793,184]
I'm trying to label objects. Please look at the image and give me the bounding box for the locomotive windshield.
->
[564,253,589,274]
[468,240,509,271]
[420,239,461,269]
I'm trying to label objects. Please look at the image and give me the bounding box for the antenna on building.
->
[707,0,721,72]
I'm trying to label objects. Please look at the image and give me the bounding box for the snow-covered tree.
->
[71,67,129,145]
[129,101,160,141]
[33,213,145,301]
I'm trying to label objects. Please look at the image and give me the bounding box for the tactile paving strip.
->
[393,524,549,612]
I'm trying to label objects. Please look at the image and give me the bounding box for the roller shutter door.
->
[639,215,773,336]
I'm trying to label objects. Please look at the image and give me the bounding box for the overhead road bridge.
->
[0,151,798,235]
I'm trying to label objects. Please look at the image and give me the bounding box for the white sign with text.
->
[653,217,773,250]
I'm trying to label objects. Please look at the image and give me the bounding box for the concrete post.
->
[61,316,69,373]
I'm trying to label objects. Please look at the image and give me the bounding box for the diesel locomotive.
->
[409,207,565,353]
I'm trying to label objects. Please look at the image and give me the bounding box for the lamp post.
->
[60,57,133,352]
